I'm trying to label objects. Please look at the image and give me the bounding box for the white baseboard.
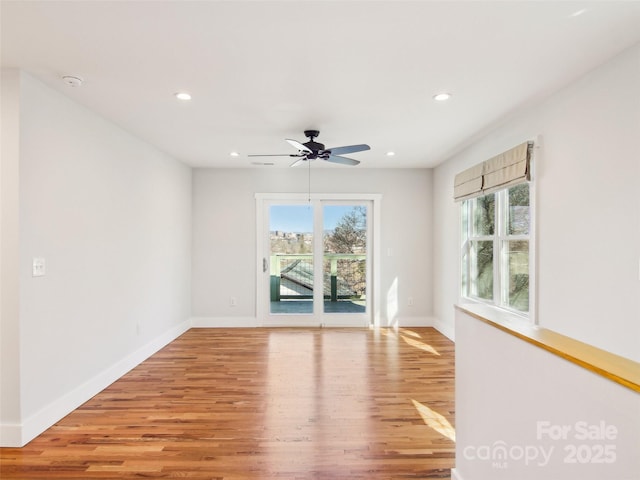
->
[190,316,258,328]
[1,319,190,447]
[379,316,435,328]
[433,316,455,341]
[0,423,22,448]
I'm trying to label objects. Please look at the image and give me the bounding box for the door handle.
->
[263,257,268,273]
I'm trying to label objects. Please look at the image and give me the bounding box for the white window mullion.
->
[494,190,503,306]
[461,200,471,299]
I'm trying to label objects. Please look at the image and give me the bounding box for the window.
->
[461,183,531,315]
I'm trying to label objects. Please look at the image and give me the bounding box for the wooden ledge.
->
[455,304,640,394]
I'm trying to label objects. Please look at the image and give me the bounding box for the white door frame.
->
[255,193,381,327]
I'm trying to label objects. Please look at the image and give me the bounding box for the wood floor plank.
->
[0,327,455,479]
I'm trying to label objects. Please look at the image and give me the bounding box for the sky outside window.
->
[270,205,358,232]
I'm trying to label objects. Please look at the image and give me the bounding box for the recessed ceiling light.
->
[175,92,191,101]
[386,151,396,157]
[433,93,452,102]
[230,151,240,157]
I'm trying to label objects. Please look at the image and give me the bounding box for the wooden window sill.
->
[455,303,640,393]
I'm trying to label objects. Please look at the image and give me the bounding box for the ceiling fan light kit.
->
[249,130,370,167]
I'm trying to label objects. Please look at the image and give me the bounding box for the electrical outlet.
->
[32,257,46,277]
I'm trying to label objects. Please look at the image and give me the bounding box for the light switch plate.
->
[32,257,46,277]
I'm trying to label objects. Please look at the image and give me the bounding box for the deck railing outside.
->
[270,253,366,302]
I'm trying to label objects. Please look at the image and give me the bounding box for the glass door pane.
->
[323,205,367,314]
[269,205,314,315]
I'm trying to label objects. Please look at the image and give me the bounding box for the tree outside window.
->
[461,183,531,314]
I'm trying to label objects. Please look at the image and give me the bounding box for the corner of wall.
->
[381,316,436,329]
[0,67,23,447]
[450,468,464,480]
[1,319,190,447]
[0,424,24,448]
[433,316,455,342]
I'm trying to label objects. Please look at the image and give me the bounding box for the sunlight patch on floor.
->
[400,329,422,339]
[401,335,440,356]
[411,399,456,442]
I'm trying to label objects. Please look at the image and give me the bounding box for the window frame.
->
[460,182,535,322]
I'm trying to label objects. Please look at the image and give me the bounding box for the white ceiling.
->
[2,1,640,168]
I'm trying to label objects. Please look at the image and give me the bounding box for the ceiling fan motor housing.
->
[302,130,326,158]
[304,140,325,156]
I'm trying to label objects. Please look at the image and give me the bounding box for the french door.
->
[256,194,380,327]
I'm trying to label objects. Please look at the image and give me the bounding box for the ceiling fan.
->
[249,130,370,166]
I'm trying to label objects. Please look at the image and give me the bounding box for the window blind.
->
[453,162,484,201]
[453,141,532,201]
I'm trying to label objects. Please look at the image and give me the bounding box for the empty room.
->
[1,2,639,479]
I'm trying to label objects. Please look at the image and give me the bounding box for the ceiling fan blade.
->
[290,158,307,167]
[286,139,312,153]
[325,155,360,166]
[327,144,370,156]
[248,153,302,157]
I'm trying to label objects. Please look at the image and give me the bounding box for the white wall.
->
[1,69,23,441]
[453,308,640,480]
[434,44,640,361]
[0,71,192,446]
[192,168,433,327]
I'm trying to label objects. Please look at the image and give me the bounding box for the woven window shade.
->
[482,142,531,194]
[453,141,532,201]
[453,162,484,201]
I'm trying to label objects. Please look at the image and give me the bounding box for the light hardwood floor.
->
[0,327,455,479]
